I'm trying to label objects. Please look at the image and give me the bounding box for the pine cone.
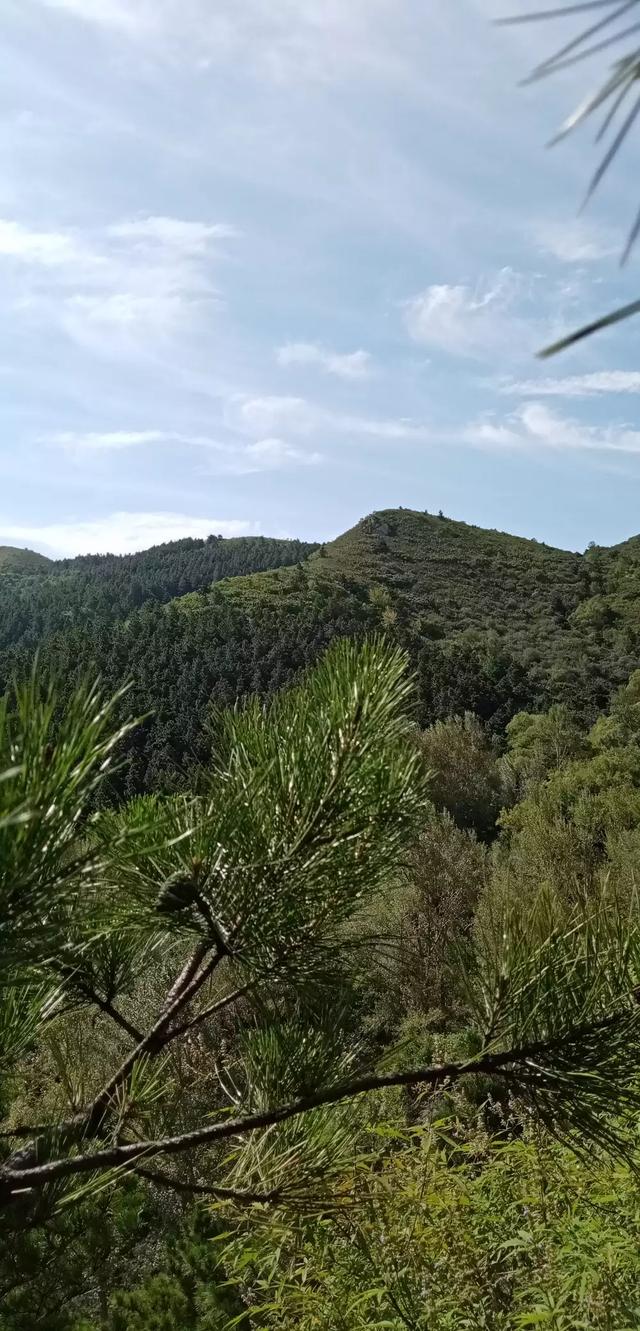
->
[155,871,199,915]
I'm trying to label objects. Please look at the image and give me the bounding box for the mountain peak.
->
[0,546,52,574]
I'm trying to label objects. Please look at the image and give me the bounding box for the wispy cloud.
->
[0,511,258,557]
[109,217,240,252]
[46,429,170,450]
[33,0,414,85]
[228,437,323,474]
[1,214,237,348]
[35,0,153,35]
[532,219,617,264]
[234,394,426,442]
[0,219,96,270]
[42,425,323,473]
[277,342,372,380]
[504,371,640,399]
[236,396,317,437]
[465,402,640,456]
[403,269,535,361]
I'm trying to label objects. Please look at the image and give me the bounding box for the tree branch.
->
[169,981,254,1040]
[2,943,226,1174]
[133,1164,280,1205]
[82,992,144,1044]
[161,941,210,1014]
[0,1124,58,1140]
[0,1031,596,1200]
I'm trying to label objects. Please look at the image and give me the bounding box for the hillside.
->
[0,533,316,652]
[4,507,640,796]
[216,508,585,651]
[0,545,52,574]
[209,508,637,697]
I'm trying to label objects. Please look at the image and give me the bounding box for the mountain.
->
[3,507,640,797]
[0,545,52,574]
[0,533,317,653]
[215,509,585,658]
[207,508,635,693]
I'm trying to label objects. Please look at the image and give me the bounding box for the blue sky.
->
[2,0,640,556]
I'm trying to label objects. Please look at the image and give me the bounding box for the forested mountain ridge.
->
[199,507,640,697]
[8,516,640,1328]
[0,533,317,652]
[211,507,586,645]
[4,506,640,797]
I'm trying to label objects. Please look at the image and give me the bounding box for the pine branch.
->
[2,944,226,1174]
[132,1164,280,1205]
[161,941,210,1013]
[76,989,143,1044]
[0,1124,58,1140]
[1,1016,630,1202]
[169,981,254,1040]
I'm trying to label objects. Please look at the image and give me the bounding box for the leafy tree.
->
[501,703,584,801]
[420,713,502,838]
[214,1122,640,1329]
[355,809,488,1035]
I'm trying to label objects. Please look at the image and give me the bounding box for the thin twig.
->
[170,981,254,1040]
[82,992,144,1044]
[132,1164,280,1205]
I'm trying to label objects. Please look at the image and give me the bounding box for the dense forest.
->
[2,508,639,797]
[4,512,640,1325]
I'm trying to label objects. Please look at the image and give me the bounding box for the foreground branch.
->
[0,1028,609,1201]
[3,942,225,1174]
[169,981,254,1041]
[83,993,144,1044]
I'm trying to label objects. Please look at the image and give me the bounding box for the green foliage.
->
[420,713,501,838]
[494,681,640,909]
[502,704,585,802]
[217,1123,640,1329]
[0,669,135,977]
[6,505,640,798]
[7,561,640,1331]
[0,546,51,574]
[471,883,640,1156]
[0,534,316,654]
[355,809,487,1034]
[98,637,428,981]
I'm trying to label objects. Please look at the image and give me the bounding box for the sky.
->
[2,0,640,557]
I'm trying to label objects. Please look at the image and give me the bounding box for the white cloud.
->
[236,396,317,436]
[241,437,322,471]
[0,214,236,348]
[234,393,426,443]
[504,371,640,399]
[0,219,95,270]
[277,342,372,380]
[45,429,169,450]
[0,512,258,557]
[532,219,616,264]
[41,425,323,472]
[404,269,533,361]
[464,401,640,456]
[35,0,152,34]
[62,293,203,342]
[109,217,240,252]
